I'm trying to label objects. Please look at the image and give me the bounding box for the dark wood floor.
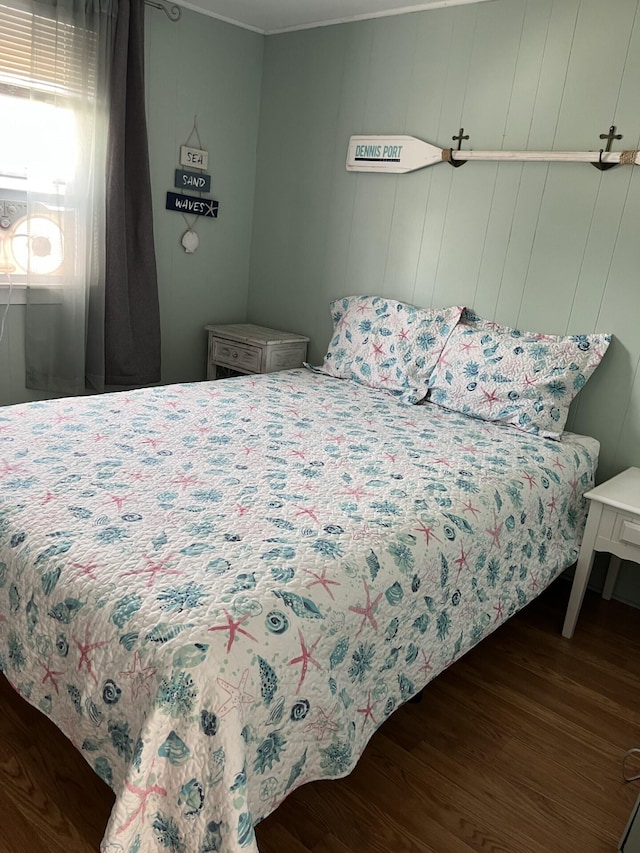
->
[1,583,639,852]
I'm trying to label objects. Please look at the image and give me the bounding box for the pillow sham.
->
[310,296,463,403]
[428,309,611,438]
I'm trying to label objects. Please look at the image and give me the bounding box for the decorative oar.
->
[346,129,639,174]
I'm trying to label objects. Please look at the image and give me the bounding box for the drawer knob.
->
[232,351,238,359]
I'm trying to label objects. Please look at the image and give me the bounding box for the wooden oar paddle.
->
[346,135,640,174]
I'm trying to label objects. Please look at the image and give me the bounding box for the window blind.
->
[0,2,95,98]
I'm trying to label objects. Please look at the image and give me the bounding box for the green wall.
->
[247,0,640,605]
[0,7,263,402]
[146,7,263,385]
[248,0,640,484]
[0,304,46,406]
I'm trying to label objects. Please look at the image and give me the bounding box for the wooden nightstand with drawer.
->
[562,466,640,638]
[205,323,309,380]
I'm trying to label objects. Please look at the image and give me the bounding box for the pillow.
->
[310,296,463,403]
[427,309,611,438]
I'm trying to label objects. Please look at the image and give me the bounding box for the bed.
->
[0,298,610,853]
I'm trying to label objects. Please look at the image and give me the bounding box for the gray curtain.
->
[104,0,160,388]
[20,0,160,395]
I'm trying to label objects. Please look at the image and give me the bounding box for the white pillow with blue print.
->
[309,296,463,403]
[307,296,462,403]
[427,309,611,438]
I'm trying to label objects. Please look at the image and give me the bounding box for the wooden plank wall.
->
[249,0,640,490]
[0,305,48,406]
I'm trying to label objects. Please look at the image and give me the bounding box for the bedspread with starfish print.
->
[0,368,598,852]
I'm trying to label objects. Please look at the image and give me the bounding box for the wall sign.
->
[346,136,441,173]
[174,169,211,192]
[165,192,218,218]
[180,145,209,169]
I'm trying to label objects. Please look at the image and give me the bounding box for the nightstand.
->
[562,467,640,638]
[205,323,309,380]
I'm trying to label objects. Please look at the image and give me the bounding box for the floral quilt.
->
[0,369,598,853]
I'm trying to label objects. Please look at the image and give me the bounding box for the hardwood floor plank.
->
[0,799,51,853]
[0,674,113,853]
[370,732,556,853]
[310,834,362,853]
[429,671,628,808]
[255,821,311,853]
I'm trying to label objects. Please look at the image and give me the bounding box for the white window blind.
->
[0,1,95,98]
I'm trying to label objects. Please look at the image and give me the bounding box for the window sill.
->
[0,283,63,305]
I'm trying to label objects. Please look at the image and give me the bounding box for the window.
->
[0,94,74,279]
[0,1,96,286]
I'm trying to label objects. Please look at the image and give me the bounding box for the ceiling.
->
[173,0,492,35]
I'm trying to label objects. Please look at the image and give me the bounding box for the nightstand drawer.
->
[620,519,640,548]
[593,508,640,562]
[212,338,261,373]
[266,342,309,373]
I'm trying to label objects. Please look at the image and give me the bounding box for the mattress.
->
[0,368,598,852]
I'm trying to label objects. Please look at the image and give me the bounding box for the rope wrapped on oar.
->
[620,150,640,165]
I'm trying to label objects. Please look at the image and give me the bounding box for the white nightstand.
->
[205,323,309,380]
[563,466,640,638]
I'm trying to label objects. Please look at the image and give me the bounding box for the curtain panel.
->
[0,0,160,395]
[104,0,160,388]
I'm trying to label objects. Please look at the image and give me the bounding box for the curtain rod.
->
[144,0,181,21]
